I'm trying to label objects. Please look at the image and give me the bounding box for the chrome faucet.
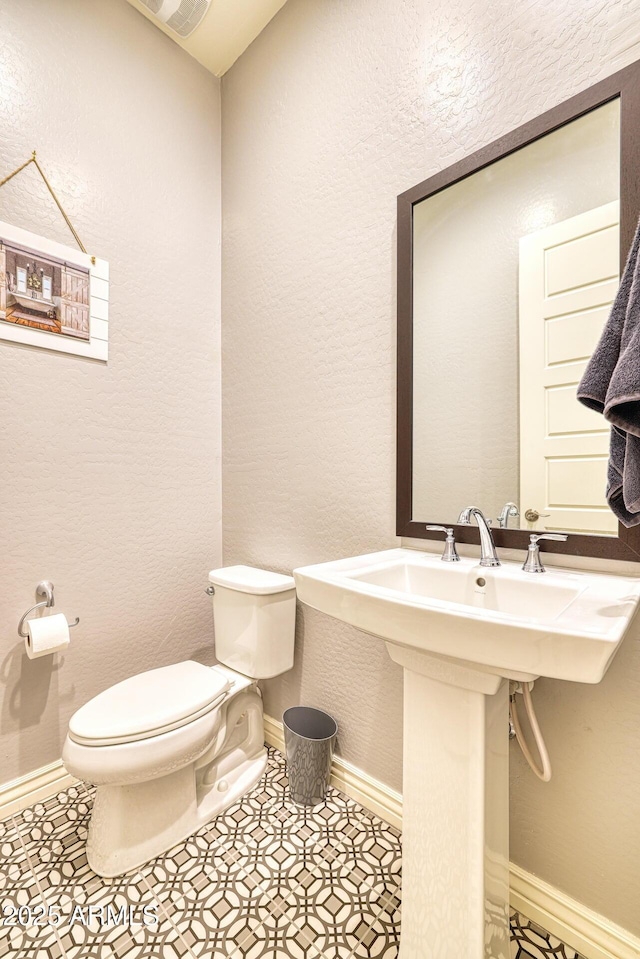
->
[498,502,519,529]
[457,507,500,567]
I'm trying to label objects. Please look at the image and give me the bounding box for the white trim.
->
[262,714,286,751]
[510,863,640,959]
[3,735,639,959]
[263,714,403,830]
[0,760,78,819]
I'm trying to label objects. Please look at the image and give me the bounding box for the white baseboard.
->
[265,713,640,959]
[263,713,403,829]
[510,863,640,959]
[3,727,638,959]
[0,759,77,819]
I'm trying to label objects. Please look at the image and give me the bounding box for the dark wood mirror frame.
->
[397,61,640,561]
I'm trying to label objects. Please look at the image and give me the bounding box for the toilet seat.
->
[68,661,230,747]
[63,705,225,788]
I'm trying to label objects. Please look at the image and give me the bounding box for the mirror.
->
[413,100,620,535]
[398,62,640,560]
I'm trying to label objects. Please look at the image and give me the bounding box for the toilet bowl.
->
[62,566,296,877]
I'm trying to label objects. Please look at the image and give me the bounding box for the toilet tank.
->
[208,566,296,679]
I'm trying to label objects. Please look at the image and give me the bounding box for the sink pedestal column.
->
[386,645,510,959]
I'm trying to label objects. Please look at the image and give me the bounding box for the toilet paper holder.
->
[17,581,80,638]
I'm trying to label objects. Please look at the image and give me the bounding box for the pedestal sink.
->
[293,548,640,959]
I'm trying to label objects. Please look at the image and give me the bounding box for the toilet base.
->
[86,752,267,877]
[85,684,267,877]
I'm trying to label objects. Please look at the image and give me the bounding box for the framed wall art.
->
[0,220,109,361]
[0,152,108,361]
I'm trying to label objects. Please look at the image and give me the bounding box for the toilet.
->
[62,566,296,878]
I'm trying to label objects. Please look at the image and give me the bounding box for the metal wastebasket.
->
[283,706,338,806]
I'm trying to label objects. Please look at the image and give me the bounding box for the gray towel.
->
[577,218,640,526]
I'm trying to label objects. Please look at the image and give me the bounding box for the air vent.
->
[138,0,211,39]
[139,0,164,15]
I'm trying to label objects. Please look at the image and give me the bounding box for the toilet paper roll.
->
[25,613,70,660]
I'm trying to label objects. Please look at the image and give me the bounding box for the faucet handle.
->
[426,526,460,563]
[529,533,568,544]
[523,532,568,573]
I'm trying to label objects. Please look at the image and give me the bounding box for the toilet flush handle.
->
[205,585,215,596]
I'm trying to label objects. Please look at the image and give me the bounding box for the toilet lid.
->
[68,661,230,746]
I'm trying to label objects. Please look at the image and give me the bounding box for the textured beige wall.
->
[0,0,221,779]
[221,0,640,935]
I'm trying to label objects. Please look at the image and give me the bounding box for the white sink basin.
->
[294,547,640,959]
[294,547,640,683]
[293,549,640,959]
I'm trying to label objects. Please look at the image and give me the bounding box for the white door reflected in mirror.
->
[519,201,619,535]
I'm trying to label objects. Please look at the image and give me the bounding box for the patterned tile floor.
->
[0,745,583,959]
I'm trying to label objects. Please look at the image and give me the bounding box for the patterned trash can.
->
[283,706,338,806]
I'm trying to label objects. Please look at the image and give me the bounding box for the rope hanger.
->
[0,151,94,263]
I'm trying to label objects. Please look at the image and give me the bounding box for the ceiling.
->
[124,0,288,77]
